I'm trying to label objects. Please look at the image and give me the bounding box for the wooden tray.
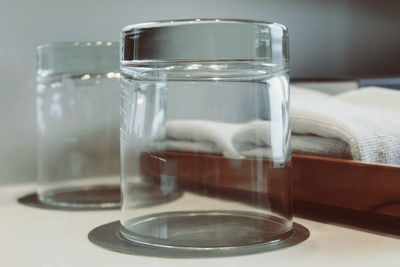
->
[140,152,400,235]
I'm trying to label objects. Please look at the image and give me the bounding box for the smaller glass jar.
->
[36,42,120,208]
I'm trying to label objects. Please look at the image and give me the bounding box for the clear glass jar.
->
[120,19,291,254]
[36,42,120,208]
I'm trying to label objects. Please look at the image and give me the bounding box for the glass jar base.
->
[120,210,292,249]
[38,185,120,208]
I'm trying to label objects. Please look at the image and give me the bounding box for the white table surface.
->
[1,184,399,267]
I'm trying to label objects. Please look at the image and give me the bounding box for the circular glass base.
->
[88,216,309,258]
[120,210,292,249]
[19,183,183,211]
[38,185,121,209]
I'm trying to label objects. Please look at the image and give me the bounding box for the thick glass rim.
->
[121,18,288,63]
[37,41,118,52]
[122,18,287,32]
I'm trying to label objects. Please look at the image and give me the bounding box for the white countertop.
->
[1,184,399,267]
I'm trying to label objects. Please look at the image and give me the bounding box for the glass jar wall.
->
[120,19,291,253]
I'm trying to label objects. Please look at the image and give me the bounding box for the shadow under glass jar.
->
[36,42,121,208]
[120,19,291,253]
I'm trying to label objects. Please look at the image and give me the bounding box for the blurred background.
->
[1,0,399,184]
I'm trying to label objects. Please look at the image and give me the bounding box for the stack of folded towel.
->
[291,86,400,164]
[152,86,400,165]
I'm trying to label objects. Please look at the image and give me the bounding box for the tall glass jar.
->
[36,42,120,208]
[120,19,291,255]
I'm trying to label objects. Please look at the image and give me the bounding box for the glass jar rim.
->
[121,18,289,63]
[37,41,119,78]
[122,18,287,31]
[37,41,118,52]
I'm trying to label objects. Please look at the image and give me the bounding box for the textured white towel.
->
[291,86,400,164]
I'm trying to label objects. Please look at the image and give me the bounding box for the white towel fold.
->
[231,120,288,161]
[232,120,351,159]
[231,120,272,152]
[155,120,242,158]
[291,135,351,159]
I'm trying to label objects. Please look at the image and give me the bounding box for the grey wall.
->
[1,0,399,184]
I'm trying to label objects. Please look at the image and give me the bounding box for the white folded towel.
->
[154,120,351,161]
[151,86,400,165]
[291,86,400,164]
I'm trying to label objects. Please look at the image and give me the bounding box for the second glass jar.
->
[36,42,120,208]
